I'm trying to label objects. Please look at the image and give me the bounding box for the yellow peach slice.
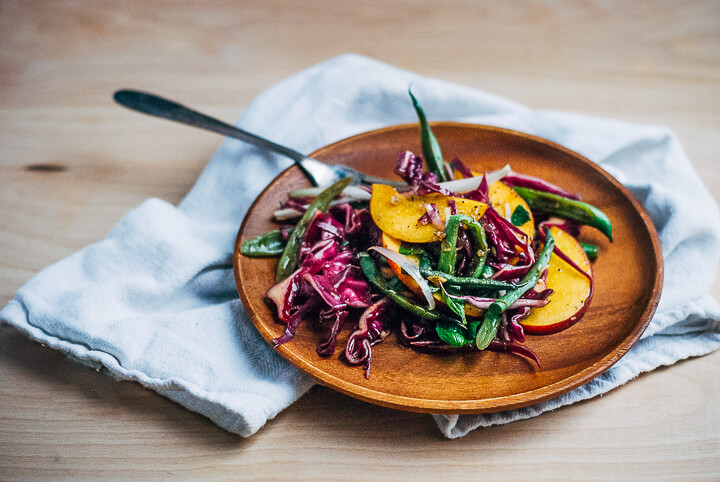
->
[520,226,593,335]
[455,167,535,241]
[489,181,534,241]
[370,184,487,243]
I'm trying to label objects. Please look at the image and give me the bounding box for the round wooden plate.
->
[233,123,663,414]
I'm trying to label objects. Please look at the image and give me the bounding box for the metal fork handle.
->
[113,90,323,184]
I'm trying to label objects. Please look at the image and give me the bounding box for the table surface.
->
[2,1,719,479]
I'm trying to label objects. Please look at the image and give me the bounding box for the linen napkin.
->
[2,54,719,439]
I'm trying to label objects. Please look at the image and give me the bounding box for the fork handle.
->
[113,90,318,184]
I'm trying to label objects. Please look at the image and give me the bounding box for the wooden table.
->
[2,1,719,479]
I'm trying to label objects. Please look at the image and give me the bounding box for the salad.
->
[240,91,612,378]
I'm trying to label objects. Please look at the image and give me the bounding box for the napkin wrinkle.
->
[5,294,311,437]
[599,130,673,172]
[646,295,720,338]
[2,54,719,439]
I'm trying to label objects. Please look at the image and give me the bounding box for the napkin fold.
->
[3,54,720,438]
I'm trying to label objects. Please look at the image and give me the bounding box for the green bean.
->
[359,253,455,322]
[474,228,556,350]
[437,215,462,275]
[409,88,449,182]
[434,215,490,324]
[513,186,613,242]
[467,218,489,279]
[580,242,599,261]
[436,214,489,278]
[275,178,352,282]
[240,228,294,257]
[419,267,517,290]
[399,245,426,256]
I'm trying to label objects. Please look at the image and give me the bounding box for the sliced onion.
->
[289,186,372,201]
[438,282,547,310]
[444,293,548,310]
[273,198,357,221]
[273,208,304,221]
[368,246,436,310]
[438,164,512,194]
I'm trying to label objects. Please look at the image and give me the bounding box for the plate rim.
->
[233,122,664,414]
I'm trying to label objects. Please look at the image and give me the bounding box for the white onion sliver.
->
[272,197,357,221]
[438,164,512,194]
[273,208,304,221]
[289,186,325,197]
[368,246,436,310]
[289,186,371,201]
[485,164,512,186]
[327,197,358,207]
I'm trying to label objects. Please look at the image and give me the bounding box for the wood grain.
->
[1,0,719,479]
[235,123,663,413]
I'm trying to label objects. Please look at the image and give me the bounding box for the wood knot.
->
[24,163,67,172]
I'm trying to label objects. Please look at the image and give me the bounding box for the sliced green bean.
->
[438,216,462,275]
[419,267,516,290]
[275,178,352,282]
[513,186,613,242]
[399,245,426,256]
[436,214,489,278]
[359,253,455,322]
[466,218,489,279]
[474,229,556,350]
[434,215,490,323]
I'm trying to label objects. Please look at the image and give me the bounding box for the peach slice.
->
[520,226,594,335]
[489,180,535,241]
[370,184,487,243]
[455,167,535,241]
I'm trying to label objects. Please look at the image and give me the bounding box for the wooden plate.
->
[233,123,663,414]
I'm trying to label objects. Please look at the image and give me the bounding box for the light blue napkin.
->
[2,55,719,438]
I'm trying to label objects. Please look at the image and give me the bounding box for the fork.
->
[113,90,406,188]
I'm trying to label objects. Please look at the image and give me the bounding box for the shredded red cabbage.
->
[451,158,474,179]
[502,172,580,200]
[425,203,444,230]
[267,205,375,356]
[394,150,424,185]
[539,216,581,237]
[344,297,394,378]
